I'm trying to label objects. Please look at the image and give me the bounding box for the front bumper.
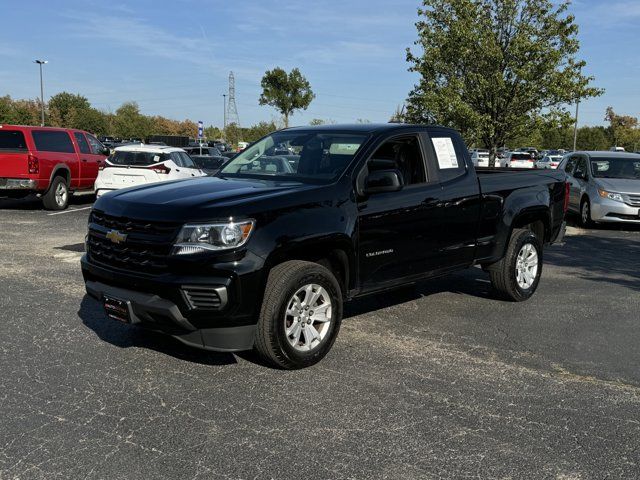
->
[84,280,256,352]
[81,253,264,352]
[591,197,640,223]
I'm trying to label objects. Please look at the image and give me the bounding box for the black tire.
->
[579,197,593,228]
[489,228,543,302]
[42,176,69,210]
[254,260,343,369]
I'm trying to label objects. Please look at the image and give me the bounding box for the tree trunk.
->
[489,145,498,168]
[284,113,289,128]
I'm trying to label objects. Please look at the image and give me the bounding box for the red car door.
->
[31,129,81,189]
[73,131,99,189]
[84,133,108,187]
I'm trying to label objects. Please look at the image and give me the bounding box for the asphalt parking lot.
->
[1,197,639,479]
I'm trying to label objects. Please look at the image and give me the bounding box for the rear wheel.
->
[254,260,342,369]
[489,228,542,302]
[42,176,69,210]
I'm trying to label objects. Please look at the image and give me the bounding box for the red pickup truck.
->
[0,125,108,210]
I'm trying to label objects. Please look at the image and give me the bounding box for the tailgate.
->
[101,167,160,187]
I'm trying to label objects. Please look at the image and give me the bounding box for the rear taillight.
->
[563,182,570,213]
[28,154,39,174]
[151,164,171,174]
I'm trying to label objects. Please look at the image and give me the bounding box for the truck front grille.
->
[89,210,180,238]
[87,235,171,273]
[87,210,180,274]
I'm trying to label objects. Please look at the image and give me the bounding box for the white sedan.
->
[95,144,206,197]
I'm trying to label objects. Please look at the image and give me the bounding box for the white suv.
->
[95,144,206,197]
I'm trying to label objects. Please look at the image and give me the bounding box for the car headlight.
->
[598,189,624,203]
[172,219,255,255]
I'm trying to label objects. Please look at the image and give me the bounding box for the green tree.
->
[259,67,315,127]
[204,125,222,140]
[112,102,151,139]
[576,126,611,151]
[605,107,639,150]
[405,0,603,165]
[244,121,278,142]
[48,92,91,127]
[224,123,241,147]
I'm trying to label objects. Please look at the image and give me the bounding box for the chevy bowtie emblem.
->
[106,229,127,244]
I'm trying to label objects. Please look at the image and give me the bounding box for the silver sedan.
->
[559,151,640,226]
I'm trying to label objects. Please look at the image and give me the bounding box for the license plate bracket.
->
[103,295,131,323]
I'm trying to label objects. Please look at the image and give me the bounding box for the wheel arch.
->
[262,236,355,299]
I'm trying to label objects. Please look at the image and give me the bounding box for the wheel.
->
[42,176,69,210]
[489,228,542,302]
[579,197,593,228]
[254,260,343,369]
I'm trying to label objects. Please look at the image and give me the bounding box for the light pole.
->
[572,98,580,152]
[222,94,227,131]
[34,59,48,126]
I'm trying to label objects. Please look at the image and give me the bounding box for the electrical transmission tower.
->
[226,71,240,128]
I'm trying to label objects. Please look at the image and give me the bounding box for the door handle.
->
[81,158,88,162]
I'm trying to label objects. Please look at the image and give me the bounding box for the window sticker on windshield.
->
[431,137,459,169]
[153,155,160,162]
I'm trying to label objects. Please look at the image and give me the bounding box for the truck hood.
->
[596,178,640,194]
[94,176,318,221]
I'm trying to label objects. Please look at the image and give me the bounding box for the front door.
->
[357,133,443,289]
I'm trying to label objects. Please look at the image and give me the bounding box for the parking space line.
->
[47,206,93,216]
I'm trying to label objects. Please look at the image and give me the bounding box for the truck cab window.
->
[368,136,426,186]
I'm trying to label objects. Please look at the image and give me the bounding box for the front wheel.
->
[489,229,542,302]
[254,260,343,369]
[579,197,593,228]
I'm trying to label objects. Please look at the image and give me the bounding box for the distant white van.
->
[610,146,626,152]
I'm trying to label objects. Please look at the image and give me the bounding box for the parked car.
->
[82,123,567,369]
[518,147,539,158]
[470,149,490,167]
[504,151,536,168]
[94,144,206,197]
[536,155,563,169]
[0,125,108,209]
[560,151,640,226]
[184,146,227,175]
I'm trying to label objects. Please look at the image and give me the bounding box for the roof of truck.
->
[282,123,447,134]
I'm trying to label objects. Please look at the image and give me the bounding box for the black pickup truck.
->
[81,124,567,369]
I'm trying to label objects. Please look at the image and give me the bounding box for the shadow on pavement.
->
[78,295,239,366]
[345,266,497,319]
[0,193,95,210]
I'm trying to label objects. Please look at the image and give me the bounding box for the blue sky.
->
[0,0,638,129]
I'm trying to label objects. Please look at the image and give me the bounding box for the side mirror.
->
[101,147,110,156]
[364,169,403,194]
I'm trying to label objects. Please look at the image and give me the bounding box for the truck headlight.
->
[172,219,255,255]
[598,189,624,203]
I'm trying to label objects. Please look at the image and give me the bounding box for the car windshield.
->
[591,157,640,179]
[108,151,169,166]
[512,153,531,160]
[219,131,368,183]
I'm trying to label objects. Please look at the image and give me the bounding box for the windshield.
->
[591,157,640,179]
[512,153,532,160]
[108,151,169,166]
[219,131,368,183]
